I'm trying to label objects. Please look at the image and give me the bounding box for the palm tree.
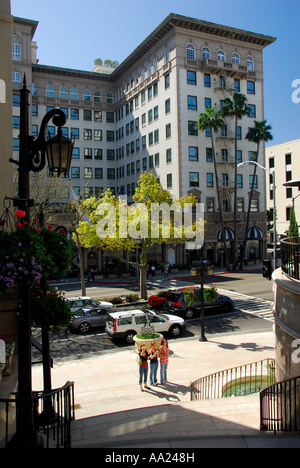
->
[197,107,230,269]
[222,93,251,270]
[239,120,273,269]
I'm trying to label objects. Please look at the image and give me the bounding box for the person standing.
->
[139,345,150,391]
[151,264,156,279]
[159,339,169,384]
[149,342,159,386]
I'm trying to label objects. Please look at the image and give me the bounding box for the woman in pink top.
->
[159,339,169,384]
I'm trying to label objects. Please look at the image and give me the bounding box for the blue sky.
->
[11,0,300,146]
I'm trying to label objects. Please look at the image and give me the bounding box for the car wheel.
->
[185,308,194,319]
[124,331,136,344]
[169,324,182,337]
[78,322,91,334]
[224,302,233,313]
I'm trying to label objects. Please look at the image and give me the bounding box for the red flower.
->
[47,225,54,230]
[15,222,23,228]
[15,210,26,219]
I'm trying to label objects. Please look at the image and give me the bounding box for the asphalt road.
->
[33,270,274,364]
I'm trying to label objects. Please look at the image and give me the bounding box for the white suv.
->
[105,309,186,344]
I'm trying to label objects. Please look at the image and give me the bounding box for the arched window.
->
[83,89,91,101]
[202,47,211,59]
[141,68,146,81]
[70,88,79,100]
[12,35,21,61]
[94,90,101,102]
[106,92,114,104]
[32,83,38,96]
[186,44,195,60]
[217,50,226,61]
[153,58,158,72]
[246,56,254,71]
[148,63,152,77]
[46,85,55,98]
[59,86,68,99]
[232,53,240,64]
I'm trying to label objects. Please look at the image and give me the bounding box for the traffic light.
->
[263,259,272,280]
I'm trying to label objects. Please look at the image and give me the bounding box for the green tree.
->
[197,107,229,269]
[288,207,299,239]
[222,93,251,269]
[76,172,199,299]
[239,120,273,269]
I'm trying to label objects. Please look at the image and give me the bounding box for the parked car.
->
[66,296,116,313]
[105,309,186,344]
[163,290,234,319]
[69,307,110,334]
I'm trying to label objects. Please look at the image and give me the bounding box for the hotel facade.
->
[11,14,276,269]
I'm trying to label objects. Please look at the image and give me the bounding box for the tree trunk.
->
[211,129,229,270]
[79,245,86,296]
[140,243,148,300]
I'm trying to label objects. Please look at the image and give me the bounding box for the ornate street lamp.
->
[8,76,73,448]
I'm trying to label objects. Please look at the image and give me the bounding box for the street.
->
[33,269,274,365]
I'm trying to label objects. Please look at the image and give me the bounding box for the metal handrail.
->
[0,381,75,448]
[260,375,300,433]
[281,237,300,281]
[190,359,275,401]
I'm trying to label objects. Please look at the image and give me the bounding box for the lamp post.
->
[237,161,277,271]
[198,259,207,342]
[8,76,73,448]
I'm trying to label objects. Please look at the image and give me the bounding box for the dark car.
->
[69,307,110,334]
[163,290,234,319]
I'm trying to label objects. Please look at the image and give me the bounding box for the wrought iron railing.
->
[281,237,300,280]
[190,359,275,401]
[0,381,75,448]
[260,375,300,433]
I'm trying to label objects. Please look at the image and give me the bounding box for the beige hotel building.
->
[10,13,276,268]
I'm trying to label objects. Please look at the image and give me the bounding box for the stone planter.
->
[94,274,103,280]
[108,274,118,279]
[121,272,131,278]
[171,268,179,273]
[133,333,163,353]
[191,269,197,277]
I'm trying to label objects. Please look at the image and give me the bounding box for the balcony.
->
[281,237,300,281]
[199,58,250,78]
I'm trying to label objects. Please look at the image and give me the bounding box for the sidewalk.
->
[32,330,300,448]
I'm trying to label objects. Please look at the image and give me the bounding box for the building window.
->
[166,123,171,139]
[234,79,240,92]
[167,174,173,188]
[188,121,198,136]
[71,108,79,120]
[217,50,226,61]
[106,130,114,142]
[250,175,258,189]
[187,70,197,85]
[83,89,91,101]
[186,44,195,60]
[59,86,68,99]
[232,53,240,64]
[207,198,215,212]
[237,174,243,188]
[247,80,255,94]
[94,91,101,102]
[84,167,93,179]
[248,104,256,118]
[12,35,21,61]
[72,147,79,159]
[46,85,55,98]
[106,92,114,104]
[107,169,115,180]
[206,148,213,162]
[84,109,92,121]
[190,172,199,187]
[204,73,211,87]
[166,148,172,164]
[165,98,171,114]
[71,167,80,178]
[94,129,102,141]
[71,128,79,139]
[187,95,197,110]
[84,129,92,140]
[189,146,199,161]
[246,56,254,71]
[12,72,21,85]
[84,148,92,159]
[250,199,259,212]
[165,73,170,89]
[70,88,79,100]
[202,47,211,59]
[95,168,103,179]
[204,97,211,109]
[94,148,102,160]
[207,173,214,187]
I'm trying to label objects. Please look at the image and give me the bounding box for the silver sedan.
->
[69,307,110,334]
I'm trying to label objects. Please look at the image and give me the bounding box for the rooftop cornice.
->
[111,13,277,80]
[32,63,113,82]
[13,16,39,39]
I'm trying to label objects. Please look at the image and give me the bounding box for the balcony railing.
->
[190,359,275,401]
[0,381,75,448]
[281,237,300,280]
[260,376,300,433]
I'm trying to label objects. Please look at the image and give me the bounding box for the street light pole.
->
[199,259,207,342]
[8,76,73,447]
